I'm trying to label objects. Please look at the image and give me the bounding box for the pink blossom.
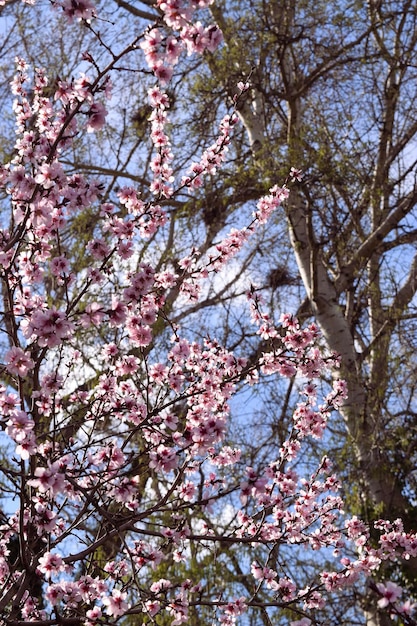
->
[15,432,37,459]
[22,307,74,348]
[251,561,265,580]
[28,462,66,496]
[45,583,64,606]
[153,63,173,85]
[277,577,296,601]
[177,481,196,502]
[117,240,133,259]
[5,346,34,377]
[6,410,34,442]
[167,597,188,625]
[150,578,171,593]
[86,606,102,622]
[128,323,153,347]
[108,298,127,326]
[37,552,64,579]
[254,185,289,223]
[80,302,104,327]
[34,162,64,189]
[87,238,110,260]
[398,599,416,615]
[86,101,107,132]
[149,362,168,383]
[290,167,304,182]
[223,596,247,616]
[211,446,241,466]
[144,600,161,616]
[56,0,97,22]
[149,445,178,472]
[376,581,403,608]
[102,588,130,617]
[148,86,170,108]
[49,258,69,283]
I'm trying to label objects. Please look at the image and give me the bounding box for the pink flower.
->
[57,0,97,22]
[5,347,34,377]
[128,324,152,347]
[149,445,178,472]
[50,255,70,277]
[177,481,196,502]
[102,588,130,617]
[87,102,107,132]
[86,606,102,622]
[251,561,264,580]
[23,307,74,348]
[87,238,110,259]
[376,581,403,608]
[6,410,34,442]
[153,63,173,85]
[80,302,104,328]
[45,583,64,606]
[148,86,170,108]
[290,167,304,182]
[224,596,247,616]
[28,462,66,496]
[37,552,64,579]
[34,162,64,189]
[144,600,161,616]
[15,432,37,459]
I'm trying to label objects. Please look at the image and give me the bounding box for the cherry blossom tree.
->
[0,2,417,626]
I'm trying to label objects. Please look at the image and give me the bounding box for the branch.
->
[112,0,160,21]
[335,186,417,291]
[60,160,151,186]
[359,250,417,363]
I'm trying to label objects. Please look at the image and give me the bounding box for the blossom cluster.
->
[148,86,175,197]
[53,0,97,22]
[139,0,222,85]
